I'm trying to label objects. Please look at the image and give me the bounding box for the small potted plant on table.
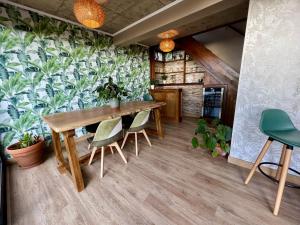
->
[6,133,45,168]
[95,77,127,108]
[191,119,232,157]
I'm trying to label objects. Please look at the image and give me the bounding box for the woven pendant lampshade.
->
[159,38,175,52]
[74,0,105,29]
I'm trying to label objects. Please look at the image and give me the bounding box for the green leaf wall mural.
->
[0,3,150,157]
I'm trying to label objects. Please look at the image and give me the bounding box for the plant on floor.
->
[95,76,128,108]
[6,132,45,168]
[191,118,232,157]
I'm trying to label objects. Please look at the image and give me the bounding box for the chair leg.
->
[273,147,292,216]
[88,146,97,165]
[121,132,129,149]
[100,147,104,178]
[275,145,287,180]
[135,132,138,156]
[112,142,127,164]
[142,129,152,147]
[110,146,114,154]
[245,138,273,184]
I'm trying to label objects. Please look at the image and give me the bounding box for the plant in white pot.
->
[161,74,168,84]
[150,79,158,89]
[95,77,128,108]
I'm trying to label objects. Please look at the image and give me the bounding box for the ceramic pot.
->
[162,80,167,84]
[6,138,45,169]
[150,85,155,90]
[109,98,120,108]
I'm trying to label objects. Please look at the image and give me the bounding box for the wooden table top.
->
[43,101,166,133]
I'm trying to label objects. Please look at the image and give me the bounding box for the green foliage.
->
[150,79,159,85]
[161,74,168,80]
[15,133,40,149]
[192,119,232,157]
[95,77,128,101]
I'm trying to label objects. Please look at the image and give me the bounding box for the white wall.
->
[193,25,245,72]
[230,0,300,172]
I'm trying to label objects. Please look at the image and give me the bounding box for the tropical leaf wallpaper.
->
[0,3,150,157]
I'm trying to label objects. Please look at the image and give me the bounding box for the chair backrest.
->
[130,110,151,128]
[143,93,153,101]
[260,109,295,133]
[93,117,122,142]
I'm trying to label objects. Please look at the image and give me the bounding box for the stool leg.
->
[273,147,292,216]
[245,138,273,184]
[275,145,287,181]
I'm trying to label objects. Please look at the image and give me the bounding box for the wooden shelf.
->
[155,59,184,63]
[155,71,184,74]
[185,71,206,74]
[156,82,203,86]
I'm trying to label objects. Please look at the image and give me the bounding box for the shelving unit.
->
[152,50,206,86]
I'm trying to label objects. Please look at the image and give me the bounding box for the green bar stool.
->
[88,117,127,178]
[121,110,152,156]
[245,109,300,215]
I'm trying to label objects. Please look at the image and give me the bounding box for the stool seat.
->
[245,108,299,216]
[265,129,300,147]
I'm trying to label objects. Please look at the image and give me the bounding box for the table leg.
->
[63,130,84,192]
[153,108,164,139]
[51,129,67,174]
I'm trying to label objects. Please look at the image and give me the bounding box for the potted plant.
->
[161,74,168,84]
[95,76,127,108]
[6,133,45,168]
[191,119,232,157]
[150,79,158,89]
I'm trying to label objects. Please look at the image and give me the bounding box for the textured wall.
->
[230,0,300,171]
[0,3,150,155]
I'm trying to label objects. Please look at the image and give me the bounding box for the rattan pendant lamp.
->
[158,29,178,52]
[73,0,105,29]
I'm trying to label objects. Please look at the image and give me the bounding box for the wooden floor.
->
[7,118,300,225]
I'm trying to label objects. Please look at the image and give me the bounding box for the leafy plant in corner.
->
[16,132,40,149]
[191,118,232,157]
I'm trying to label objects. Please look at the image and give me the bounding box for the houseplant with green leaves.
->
[150,79,159,89]
[161,74,168,84]
[191,119,232,157]
[6,133,45,168]
[95,76,128,108]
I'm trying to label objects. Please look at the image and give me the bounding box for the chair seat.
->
[265,129,300,147]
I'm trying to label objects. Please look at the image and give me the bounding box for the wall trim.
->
[228,156,300,186]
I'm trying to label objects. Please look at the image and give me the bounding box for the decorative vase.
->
[6,138,45,169]
[109,98,120,108]
[150,85,155,90]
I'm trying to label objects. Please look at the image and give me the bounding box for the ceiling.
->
[5,0,176,34]
[4,0,249,46]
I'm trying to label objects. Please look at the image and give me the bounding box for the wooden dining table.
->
[43,101,166,192]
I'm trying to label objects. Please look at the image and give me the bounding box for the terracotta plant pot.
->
[215,144,227,157]
[6,138,45,169]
